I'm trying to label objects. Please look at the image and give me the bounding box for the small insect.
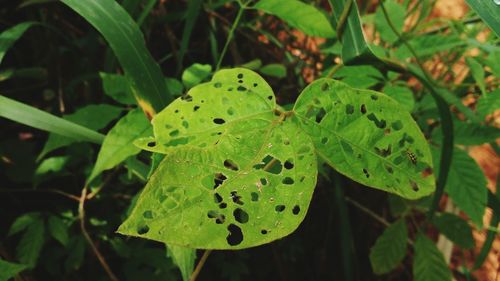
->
[406,149,417,165]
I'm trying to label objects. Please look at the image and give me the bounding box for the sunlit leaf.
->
[294,79,435,199]
[182,63,212,89]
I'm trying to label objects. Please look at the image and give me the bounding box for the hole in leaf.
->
[275,205,285,212]
[260,178,268,185]
[321,137,328,144]
[410,180,419,192]
[165,137,189,147]
[360,104,367,114]
[226,224,243,246]
[219,203,227,209]
[251,192,259,201]
[321,82,330,91]
[224,159,239,171]
[282,177,294,185]
[237,73,243,79]
[182,120,189,129]
[207,210,218,218]
[346,104,354,114]
[267,95,273,100]
[253,155,282,174]
[230,191,244,205]
[292,205,300,215]
[371,95,378,100]
[143,210,153,219]
[363,168,370,178]
[385,165,394,174]
[374,145,392,157]
[238,79,243,83]
[367,113,386,128]
[315,108,327,123]
[237,86,247,92]
[147,141,156,147]
[213,118,225,125]
[214,82,222,88]
[261,229,268,235]
[284,160,294,169]
[233,208,249,224]
[169,130,180,137]
[216,214,226,224]
[214,193,223,203]
[181,94,193,102]
[193,105,200,111]
[137,225,150,235]
[213,173,227,189]
[391,120,403,131]
[253,83,258,87]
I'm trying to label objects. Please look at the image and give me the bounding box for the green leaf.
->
[48,215,69,246]
[64,236,86,271]
[0,95,105,146]
[255,0,335,38]
[394,34,464,60]
[453,121,500,145]
[382,85,415,112]
[0,22,35,65]
[466,57,486,94]
[177,0,203,71]
[431,213,474,249]
[0,259,27,281]
[465,0,500,37]
[34,156,69,185]
[413,234,452,281]
[100,72,136,105]
[259,64,287,79]
[294,79,435,199]
[476,89,500,120]
[39,104,122,159]
[16,217,45,268]
[369,219,408,275]
[328,0,379,65]
[88,108,152,183]
[374,0,405,44]
[119,69,317,249]
[61,0,171,116]
[432,147,487,227]
[8,212,40,237]
[182,63,212,89]
[167,245,196,281]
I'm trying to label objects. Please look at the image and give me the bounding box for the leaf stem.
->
[215,3,245,71]
[189,249,212,281]
[335,0,353,41]
[326,62,344,78]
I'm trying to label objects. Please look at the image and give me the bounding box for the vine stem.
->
[215,3,245,71]
[78,186,119,281]
[379,0,454,221]
[189,250,212,281]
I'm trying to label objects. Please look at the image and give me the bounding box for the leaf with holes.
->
[294,79,435,199]
[118,68,317,249]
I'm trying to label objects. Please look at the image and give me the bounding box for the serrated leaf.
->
[0,258,27,281]
[465,57,486,94]
[382,85,415,112]
[413,234,452,281]
[48,216,69,247]
[476,89,500,120]
[8,212,40,237]
[119,69,317,249]
[255,0,335,38]
[88,108,152,183]
[432,147,487,227]
[453,121,500,145]
[369,219,408,275]
[294,79,435,199]
[431,213,474,249]
[374,0,405,44]
[39,104,123,159]
[167,245,196,281]
[16,217,45,268]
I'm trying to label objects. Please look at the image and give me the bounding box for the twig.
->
[86,169,118,200]
[0,188,80,201]
[78,186,119,281]
[216,3,245,70]
[189,250,212,281]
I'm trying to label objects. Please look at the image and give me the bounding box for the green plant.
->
[1,0,499,280]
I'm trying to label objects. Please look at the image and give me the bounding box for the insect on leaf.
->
[294,79,435,199]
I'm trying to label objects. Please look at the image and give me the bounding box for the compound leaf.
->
[369,219,408,275]
[431,213,474,249]
[119,69,317,249]
[294,79,435,199]
[0,259,27,281]
[413,234,452,281]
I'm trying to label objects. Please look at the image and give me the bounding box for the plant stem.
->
[78,186,119,281]
[189,250,212,281]
[326,62,344,78]
[335,0,353,41]
[216,3,245,71]
[0,188,80,201]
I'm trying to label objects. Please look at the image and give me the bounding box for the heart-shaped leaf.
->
[119,69,317,249]
[293,79,435,199]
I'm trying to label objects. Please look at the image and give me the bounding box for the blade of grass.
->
[0,22,36,65]
[465,0,500,37]
[0,95,104,144]
[61,0,171,118]
[136,0,158,27]
[176,0,203,73]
